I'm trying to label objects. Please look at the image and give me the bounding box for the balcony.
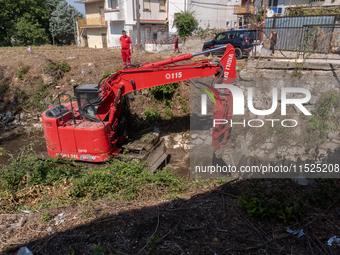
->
[78,17,107,27]
[105,9,125,22]
[234,5,255,15]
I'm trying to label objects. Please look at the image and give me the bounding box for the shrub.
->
[173,11,199,37]
[15,65,30,80]
[305,91,340,142]
[44,60,71,74]
[238,179,308,222]
[143,107,161,123]
[149,82,178,101]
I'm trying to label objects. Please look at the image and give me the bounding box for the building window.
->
[159,0,166,11]
[111,0,118,9]
[143,0,151,10]
[226,21,230,27]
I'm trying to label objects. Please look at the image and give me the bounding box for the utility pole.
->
[52,25,55,46]
[72,10,77,46]
[75,17,80,46]
[136,0,141,50]
[261,4,266,42]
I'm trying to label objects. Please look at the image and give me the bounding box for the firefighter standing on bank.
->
[174,35,180,53]
[119,30,133,67]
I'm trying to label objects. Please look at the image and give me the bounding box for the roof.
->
[75,0,104,4]
[134,19,167,24]
[79,25,107,28]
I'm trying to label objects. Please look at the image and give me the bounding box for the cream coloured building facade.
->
[76,0,246,48]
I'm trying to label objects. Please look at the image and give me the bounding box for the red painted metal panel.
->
[74,121,111,155]
[58,125,77,153]
[42,113,61,152]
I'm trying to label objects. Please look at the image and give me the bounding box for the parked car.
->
[202,29,261,59]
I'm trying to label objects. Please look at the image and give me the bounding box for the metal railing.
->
[234,4,255,14]
[78,17,107,27]
[254,0,262,12]
[251,26,340,55]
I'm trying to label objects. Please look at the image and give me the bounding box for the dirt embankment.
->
[0,47,176,140]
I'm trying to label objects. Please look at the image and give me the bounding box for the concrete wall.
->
[104,0,136,47]
[168,0,185,34]
[236,60,340,163]
[144,42,182,52]
[108,21,125,46]
[87,28,108,48]
[188,0,240,30]
[169,0,240,34]
[140,0,168,21]
[85,1,105,20]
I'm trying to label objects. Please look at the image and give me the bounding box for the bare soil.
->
[2,180,340,255]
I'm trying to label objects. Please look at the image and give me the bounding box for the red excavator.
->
[42,44,240,171]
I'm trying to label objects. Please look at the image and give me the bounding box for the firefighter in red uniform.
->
[119,30,133,67]
[174,35,180,53]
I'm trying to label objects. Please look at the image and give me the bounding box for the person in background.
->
[174,35,180,53]
[269,29,279,56]
[119,30,133,67]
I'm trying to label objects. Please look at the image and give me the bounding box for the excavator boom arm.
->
[97,44,236,123]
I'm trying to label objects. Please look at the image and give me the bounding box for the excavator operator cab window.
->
[74,84,99,116]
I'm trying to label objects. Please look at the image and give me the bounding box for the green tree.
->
[45,0,63,13]
[256,8,267,23]
[173,11,199,37]
[0,0,50,46]
[49,1,83,45]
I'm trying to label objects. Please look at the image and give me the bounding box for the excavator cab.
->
[73,84,99,117]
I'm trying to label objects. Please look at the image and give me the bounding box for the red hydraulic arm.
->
[212,47,236,151]
[97,44,235,128]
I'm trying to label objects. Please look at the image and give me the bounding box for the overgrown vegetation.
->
[0,142,228,213]
[40,211,52,223]
[143,107,161,124]
[15,65,30,80]
[238,179,308,222]
[149,82,178,101]
[255,8,266,23]
[44,60,71,74]
[305,90,340,142]
[237,178,340,223]
[287,6,340,17]
[178,95,189,114]
[17,79,50,110]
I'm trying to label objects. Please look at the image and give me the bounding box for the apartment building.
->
[187,0,240,29]
[76,0,108,48]
[76,0,247,48]
[76,0,171,48]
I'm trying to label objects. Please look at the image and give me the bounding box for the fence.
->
[260,15,339,54]
[264,15,337,29]
[258,25,340,54]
